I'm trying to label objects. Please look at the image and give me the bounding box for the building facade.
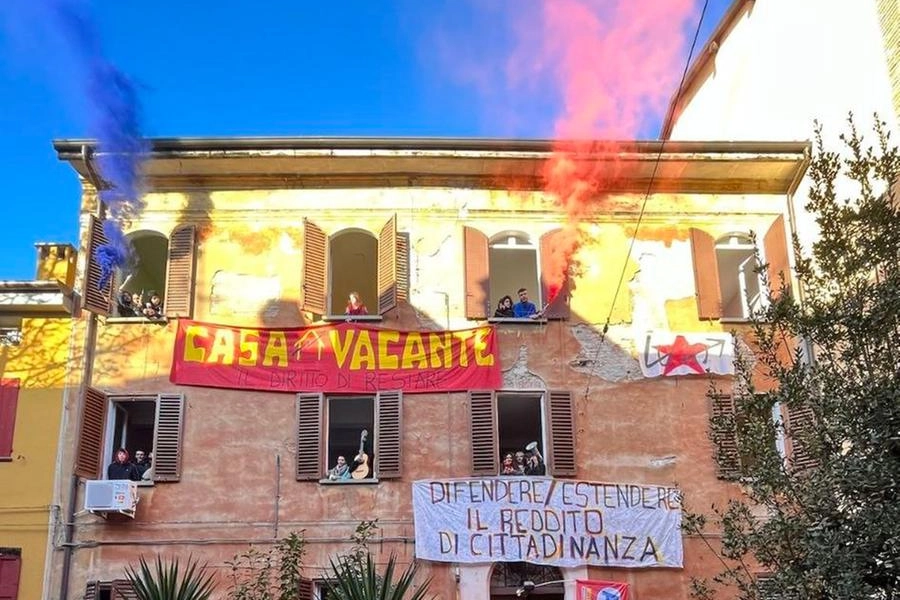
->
[44,138,808,600]
[0,244,77,600]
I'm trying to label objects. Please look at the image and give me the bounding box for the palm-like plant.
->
[125,556,217,600]
[326,552,432,600]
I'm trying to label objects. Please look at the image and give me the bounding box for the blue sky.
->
[0,0,730,280]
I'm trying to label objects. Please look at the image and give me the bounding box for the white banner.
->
[639,331,733,377]
[412,478,683,568]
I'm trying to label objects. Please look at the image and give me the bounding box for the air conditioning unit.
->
[84,480,139,517]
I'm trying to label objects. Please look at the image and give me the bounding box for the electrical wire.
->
[581,0,712,401]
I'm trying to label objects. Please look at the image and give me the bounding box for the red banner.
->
[170,320,501,394]
[576,580,630,600]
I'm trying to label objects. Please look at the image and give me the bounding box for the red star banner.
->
[639,331,734,377]
[576,579,630,600]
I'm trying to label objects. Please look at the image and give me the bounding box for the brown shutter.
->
[547,390,576,477]
[111,580,138,600]
[153,394,185,482]
[375,390,402,479]
[377,215,398,314]
[469,391,498,476]
[296,393,323,480]
[540,229,572,320]
[710,394,741,479]
[164,225,197,318]
[298,578,314,600]
[75,387,107,479]
[764,215,791,299]
[464,226,489,319]
[396,231,410,303]
[83,581,100,600]
[690,228,722,320]
[787,403,817,471]
[302,219,327,315]
[83,215,112,316]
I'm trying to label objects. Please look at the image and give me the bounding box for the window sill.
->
[137,481,155,487]
[0,457,11,463]
[323,315,383,323]
[488,317,548,325]
[106,317,169,325]
[318,478,380,485]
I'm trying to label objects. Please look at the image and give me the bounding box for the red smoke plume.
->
[512,0,699,304]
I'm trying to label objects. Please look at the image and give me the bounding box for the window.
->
[690,216,790,320]
[83,216,197,319]
[84,580,136,600]
[464,227,570,320]
[0,549,21,600]
[75,388,185,482]
[468,390,575,477]
[0,379,19,461]
[103,398,156,479]
[295,391,402,482]
[301,217,409,319]
[711,395,808,480]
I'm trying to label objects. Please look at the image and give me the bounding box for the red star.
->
[655,335,709,375]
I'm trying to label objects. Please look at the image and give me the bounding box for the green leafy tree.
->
[226,531,307,600]
[125,556,217,600]
[326,552,433,600]
[684,117,900,600]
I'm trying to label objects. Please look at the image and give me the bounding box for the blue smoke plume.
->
[50,0,148,290]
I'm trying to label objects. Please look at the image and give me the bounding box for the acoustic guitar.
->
[351,429,370,479]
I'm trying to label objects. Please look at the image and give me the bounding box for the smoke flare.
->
[51,0,147,290]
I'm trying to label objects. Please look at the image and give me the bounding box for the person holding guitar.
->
[350,429,371,479]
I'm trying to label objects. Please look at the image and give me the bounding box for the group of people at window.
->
[107,447,153,481]
[500,443,546,476]
[116,290,164,319]
[494,288,542,319]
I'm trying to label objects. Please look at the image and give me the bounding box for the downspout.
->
[60,144,104,600]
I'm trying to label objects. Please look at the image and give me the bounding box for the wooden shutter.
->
[84,215,111,316]
[396,232,410,303]
[83,581,100,600]
[547,390,576,477]
[469,391,498,475]
[690,228,722,320]
[710,394,741,479]
[111,580,138,600]
[298,578,314,600]
[0,555,21,600]
[153,394,185,482]
[164,225,197,318]
[0,379,20,459]
[295,393,323,480]
[764,215,791,299]
[377,215,398,314]
[464,227,489,319]
[787,403,817,471]
[376,390,402,479]
[75,387,107,479]
[540,230,572,320]
[302,219,328,315]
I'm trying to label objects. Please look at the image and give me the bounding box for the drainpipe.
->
[60,145,104,600]
[80,144,105,192]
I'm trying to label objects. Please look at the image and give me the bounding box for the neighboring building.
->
[0,244,77,600]
[877,0,900,118]
[45,137,807,600]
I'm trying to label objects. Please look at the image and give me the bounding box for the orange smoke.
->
[514,0,699,302]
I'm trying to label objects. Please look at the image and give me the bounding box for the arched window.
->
[489,231,539,315]
[115,231,168,317]
[329,229,378,316]
[715,233,764,319]
[490,562,564,599]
